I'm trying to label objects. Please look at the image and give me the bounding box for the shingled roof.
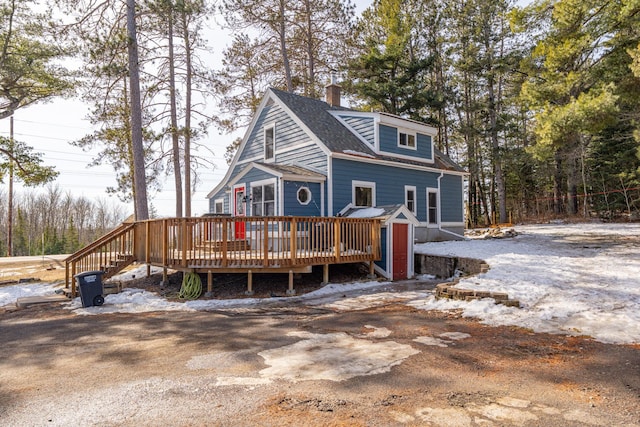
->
[270,88,466,173]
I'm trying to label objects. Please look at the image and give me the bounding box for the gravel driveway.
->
[1,287,639,426]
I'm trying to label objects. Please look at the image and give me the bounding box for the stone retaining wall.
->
[415,253,519,308]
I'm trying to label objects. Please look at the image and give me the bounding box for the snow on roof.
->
[346,207,385,218]
[342,150,376,159]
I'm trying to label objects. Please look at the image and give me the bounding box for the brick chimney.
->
[325,75,341,107]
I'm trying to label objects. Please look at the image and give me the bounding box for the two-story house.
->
[207,84,466,243]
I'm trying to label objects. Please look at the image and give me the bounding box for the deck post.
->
[221,218,228,267]
[322,264,329,285]
[334,218,341,263]
[145,221,151,266]
[263,218,269,267]
[205,270,213,297]
[290,218,297,265]
[246,270,254,295]
[71,262,77,296]
[286,269,295,295]
[162,219,168,268]
[162,267,168,285]
[181,219,188,268]
[146,264,151,277]
[368,260,376,279]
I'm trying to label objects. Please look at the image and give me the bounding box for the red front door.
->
[234,186,246,239]
[392,223,408,280]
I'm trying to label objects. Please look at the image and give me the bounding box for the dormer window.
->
[398,131,416,149]
[264,125,275,160]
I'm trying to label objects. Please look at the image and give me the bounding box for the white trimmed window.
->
[297,186,311,205]
[427,188,438,225]
[398,130,416,149]
[264,125,275,161]
[405,186,416,214]
[213,198,224,214]
[353,180,376,207]
[251,181,275,216]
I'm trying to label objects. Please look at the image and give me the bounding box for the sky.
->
[3,222,639,345]
[0,0,374,218]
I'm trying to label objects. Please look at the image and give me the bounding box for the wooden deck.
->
[65,216,381,296]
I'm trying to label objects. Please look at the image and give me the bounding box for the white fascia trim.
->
[251,162,326,183]
[377,150,435,165]
[379,113,438,136]
[388,204,421,226]
[226,163,254,190]
[332,152,467,177]
[328,111,377,147]
[206,92,277,199]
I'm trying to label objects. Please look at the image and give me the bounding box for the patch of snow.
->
[0,282,62,307]
[413,223,640,344]
[413,331,471,348]
[342,149,376,158]
[413,336,450,347]
[257,331,420,382]
[362,325,393,338]
[67,288,194,315]
[346,207,385,218]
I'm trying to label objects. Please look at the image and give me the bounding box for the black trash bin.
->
[74,271,105,307]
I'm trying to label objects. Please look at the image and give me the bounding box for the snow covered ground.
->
[413,222,640,345]
[1,223,639,345]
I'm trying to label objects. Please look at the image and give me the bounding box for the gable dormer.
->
[331,111,436,164]
[377,113,435,163]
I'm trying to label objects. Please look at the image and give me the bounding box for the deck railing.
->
[66,216,381,293]
[136,216,381,269]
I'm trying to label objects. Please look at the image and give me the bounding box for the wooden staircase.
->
[64,222,137,297]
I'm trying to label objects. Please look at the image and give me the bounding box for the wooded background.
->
[1,0,639,255]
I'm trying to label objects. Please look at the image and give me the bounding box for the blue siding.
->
[277,144,328,174]
[332,158,451,223]
[283,181,322,216]
[440,174,463,223]
[238,102,315,164]
[379,125,397,152]
[208,190,229,213]
[341,115,375,146]
[417,134,433,160]
[378,124,433,161]
[375,227,388,272]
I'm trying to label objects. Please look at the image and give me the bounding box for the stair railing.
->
[64,222,136,296]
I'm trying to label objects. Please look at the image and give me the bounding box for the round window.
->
[297,187,311,205]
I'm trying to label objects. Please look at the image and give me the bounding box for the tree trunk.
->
[168,9,183,217]
[278,0,293,92]
[127,0,149,220]
[182,10,192,217]
[554,150,564,215]
[303,0,315,97]
[7,116,14,256]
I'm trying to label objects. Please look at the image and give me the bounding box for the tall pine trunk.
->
[182,9,192,217]
[167,9,183,217]
[127,0,149,220]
